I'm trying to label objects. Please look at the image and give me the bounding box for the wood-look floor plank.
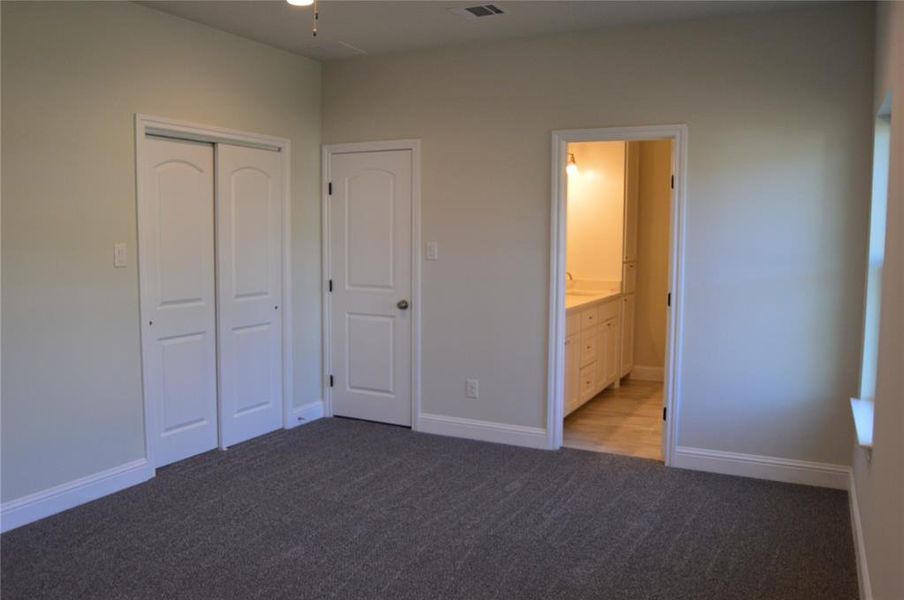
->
[563,378,663,461]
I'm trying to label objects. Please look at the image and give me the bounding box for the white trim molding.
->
[548,124,688,465]
[672,446,850,490]
[419,413,548,450]
[0,459,154,533]
[321,139,423,428]
[286,400,325,429]
[628,365,664,382]
[849,472,873,600]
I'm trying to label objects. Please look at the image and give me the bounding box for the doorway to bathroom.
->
[546,125,687,465]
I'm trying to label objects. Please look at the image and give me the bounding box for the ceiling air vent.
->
[449,4,506,20]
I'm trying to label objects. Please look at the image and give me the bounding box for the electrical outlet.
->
[465,378,479,399]
[426,241,439,261]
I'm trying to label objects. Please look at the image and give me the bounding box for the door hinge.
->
[670,175,675,189]
[662,406,667,421]
[328,279,333,292]
[329,375,334,387]
[328,182,333,195]
[667,292,671,307]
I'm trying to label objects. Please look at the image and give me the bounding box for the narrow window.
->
[852,101,892,450]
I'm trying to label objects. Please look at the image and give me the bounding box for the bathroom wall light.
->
[566,153,578,176]
[287,0,314,6]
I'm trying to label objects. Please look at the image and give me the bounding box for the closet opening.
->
[135,114,294,470]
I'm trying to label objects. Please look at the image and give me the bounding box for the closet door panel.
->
[139,137,218,467]
[217,144,284,447]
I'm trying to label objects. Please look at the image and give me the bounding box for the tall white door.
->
[216,144,284,447]
[329,150,412,426]
[139,137,218,467]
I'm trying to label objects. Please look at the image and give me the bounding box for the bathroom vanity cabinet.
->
[564,293,626,416]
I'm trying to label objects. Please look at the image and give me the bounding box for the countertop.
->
[565,288,621,311]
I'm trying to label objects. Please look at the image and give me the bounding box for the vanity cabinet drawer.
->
[580,331,597,366]
[566,312,580,336]
[598,299,620,322]
[580,307,599,330]
[579,365,596,401]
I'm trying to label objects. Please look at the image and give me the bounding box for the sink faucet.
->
[566,272,573,281]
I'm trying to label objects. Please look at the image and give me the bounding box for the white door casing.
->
[565,334,580,414]
[139,136,218,467]
[216,144,284,447]
[548,124,687,464]
[328,149,413,426]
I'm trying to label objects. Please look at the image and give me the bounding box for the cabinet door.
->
[622,261,637,294]
[604,317,619,385]
[565,334,580,413]
[623,142,640,262]
[621,294,636,377]
[580,326,597,367]
[579,364,596,402]
[595,324,608,391]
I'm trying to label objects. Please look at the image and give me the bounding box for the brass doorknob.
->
[397,299,409,310]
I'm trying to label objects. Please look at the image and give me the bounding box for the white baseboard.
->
[849,472,873,600]
[286,399,325,429]
[418,413,548,450]
[672,446,850,490]
[0,459,154,533]
[629,365,664,382]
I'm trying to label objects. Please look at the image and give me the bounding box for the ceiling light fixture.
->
[286,0,319,37]
[566,153,578,176]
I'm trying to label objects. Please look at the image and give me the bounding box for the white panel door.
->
[140,137,218,467]
[216,144,284,447]
[329,150,412,426]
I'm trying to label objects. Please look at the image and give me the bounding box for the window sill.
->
[850,397,874,450]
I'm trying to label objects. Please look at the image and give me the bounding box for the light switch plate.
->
[426,241,438,261]
[114,243,127,268]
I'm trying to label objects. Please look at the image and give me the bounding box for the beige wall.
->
[323,5,873,464]
[852,3,904,599]
[633,140,671,369]
[566,141,624,283]
[0,1,322,502]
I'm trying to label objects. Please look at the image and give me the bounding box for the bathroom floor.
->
[563,379,663,460]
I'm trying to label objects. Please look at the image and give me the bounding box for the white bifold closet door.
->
[140,137,219,467]
[216,144,284,448]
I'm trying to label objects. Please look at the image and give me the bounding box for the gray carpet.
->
[1,418,858,600]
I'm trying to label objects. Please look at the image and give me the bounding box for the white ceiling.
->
[141,0,812,61]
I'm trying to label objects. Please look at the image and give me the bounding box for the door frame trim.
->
[548,124,688,464]
[134,113,294,469]
[321,139,422,429]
